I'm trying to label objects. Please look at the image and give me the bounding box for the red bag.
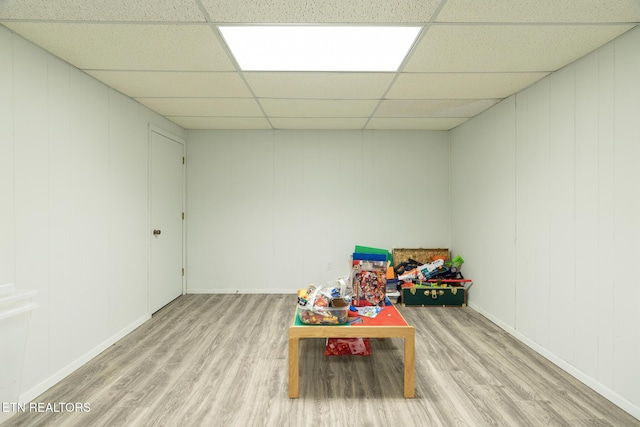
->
[324,338,372,356]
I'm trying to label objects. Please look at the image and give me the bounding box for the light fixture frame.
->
[218,25,422,72]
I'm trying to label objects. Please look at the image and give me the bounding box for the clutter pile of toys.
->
[295,246,468,354]
[297,276,352,325]
[297,252,387,355]
[297,249,391,326]
[395,255,465,284]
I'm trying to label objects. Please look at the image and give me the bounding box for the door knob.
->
[153,229,161,235]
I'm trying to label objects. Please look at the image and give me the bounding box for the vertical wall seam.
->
[447,127,451,251]
[513,94,518,331]
[610,37,617,391]
[572,63,577,366]
[271,129,276,288]
[46,48,52,378]
[547,82,552,348]
[106,88,111,334]
[11,31,17,287]
[595,45,601,383]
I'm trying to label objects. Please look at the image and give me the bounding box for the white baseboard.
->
[468,302,640,422]
[187,288,296,294]
[18,314,151,405]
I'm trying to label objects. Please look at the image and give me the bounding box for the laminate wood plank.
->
[4,295,639,427]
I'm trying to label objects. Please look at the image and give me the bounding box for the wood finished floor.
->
[4,294,639,427]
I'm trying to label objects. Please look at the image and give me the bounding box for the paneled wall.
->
[0,25,185,403]
[450,26,640,419]
[3,17,638,422]
[186,130,450,293]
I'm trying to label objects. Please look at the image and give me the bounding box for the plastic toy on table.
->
[297,277,351,325]
[351,253,387,307]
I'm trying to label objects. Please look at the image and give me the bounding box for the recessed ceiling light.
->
[219,25,421,72]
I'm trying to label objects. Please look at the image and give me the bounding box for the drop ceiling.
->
[1,0,638,131]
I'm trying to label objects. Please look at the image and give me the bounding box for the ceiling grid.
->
[0,0,638,130]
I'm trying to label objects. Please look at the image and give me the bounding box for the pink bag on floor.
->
[324,338,372,356]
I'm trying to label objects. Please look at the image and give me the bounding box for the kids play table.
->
[288,304,415,398]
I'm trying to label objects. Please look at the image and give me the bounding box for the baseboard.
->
[468,302,640,422]
[18,314,151,405]
[187,288,296,294]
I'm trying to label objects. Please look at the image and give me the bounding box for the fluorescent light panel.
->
[219,26,421,72]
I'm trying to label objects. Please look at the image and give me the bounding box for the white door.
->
[150,129,184,313]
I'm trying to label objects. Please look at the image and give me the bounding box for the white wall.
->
[450,26,640,419]
[0,25,185,404]
[4,16,637,422]
[186,130,450,293]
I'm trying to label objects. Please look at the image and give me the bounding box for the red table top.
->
[358,304,408,327]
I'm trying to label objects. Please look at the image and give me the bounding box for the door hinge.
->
[182,156,185,164]
[182,212,185,220]
[182,268,185,276]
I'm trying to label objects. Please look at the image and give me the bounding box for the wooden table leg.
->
[404,331,415,398]
[288,335,299,398]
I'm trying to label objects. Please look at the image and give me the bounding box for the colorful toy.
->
[299,306,348,324]
[297,287,311,307]
[297,279,352,325]
[352,253,387,307]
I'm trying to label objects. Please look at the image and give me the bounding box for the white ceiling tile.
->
[244,72,395,99]
[405,24,634,72]
[375,99,501,118]
[366,117,467,130]
[200,0,441,23]
[168,117,272,130]
[437,0,640,23]
[136,98,264,116]
[0,0,206,21]
[260,99,378,117]
[86,71,252,98]
[388,73,548,99]
[2,23,235,71]
[270,117,368,130]
[3,0,637,132]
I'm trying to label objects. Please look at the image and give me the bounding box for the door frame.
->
[148,124,186,314]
